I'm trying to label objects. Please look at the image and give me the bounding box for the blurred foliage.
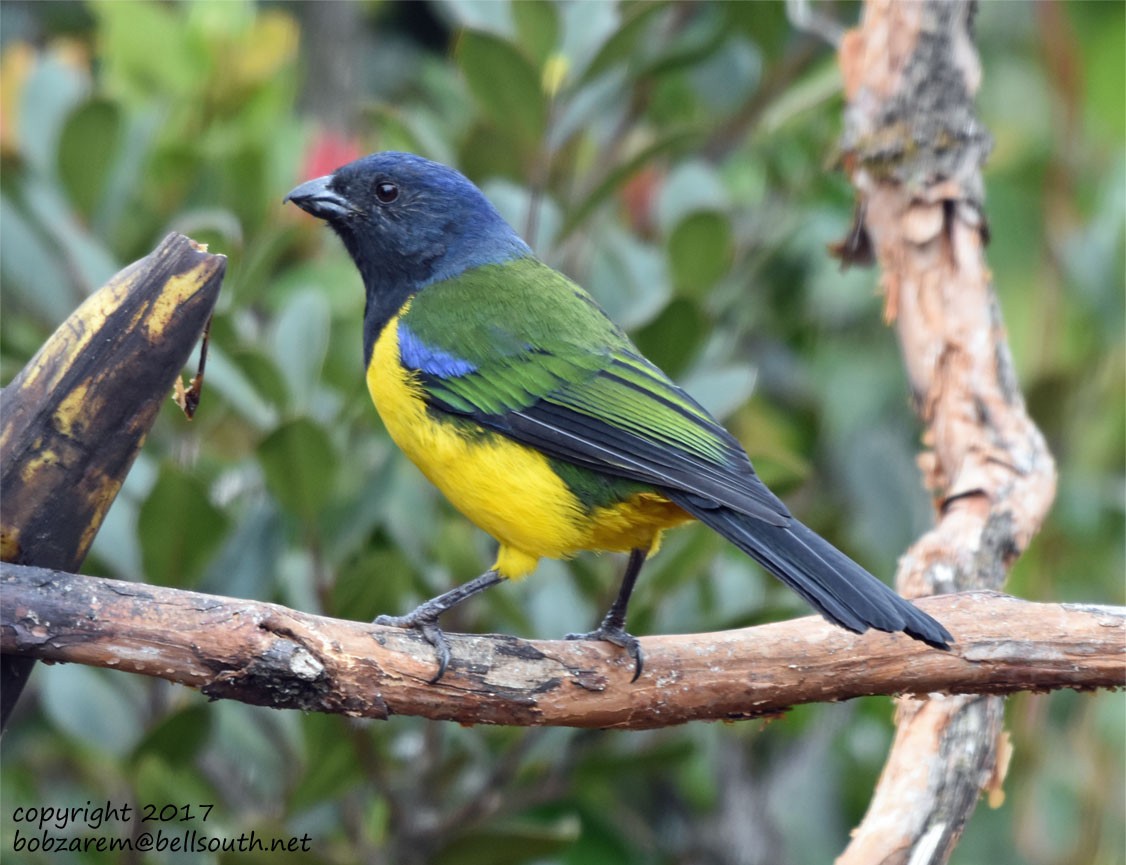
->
[1,1,1122,864]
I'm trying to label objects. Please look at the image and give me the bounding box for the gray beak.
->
[285,175,353,220]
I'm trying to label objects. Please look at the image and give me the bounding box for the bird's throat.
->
[361,276,417,368]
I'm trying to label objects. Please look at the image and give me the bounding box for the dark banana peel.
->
[0,233,225,730]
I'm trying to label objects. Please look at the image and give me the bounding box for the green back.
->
[401,258,789,523]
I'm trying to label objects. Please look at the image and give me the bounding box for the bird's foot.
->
[374,611,451,684]
[372,570,504,684]
[566,623,644,682]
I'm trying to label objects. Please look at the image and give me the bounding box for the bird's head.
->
[285,151,532,295]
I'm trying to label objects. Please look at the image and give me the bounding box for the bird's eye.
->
[374,181,399,204]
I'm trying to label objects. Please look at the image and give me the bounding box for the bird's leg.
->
[374,569,503,683]
[566,547,647,682]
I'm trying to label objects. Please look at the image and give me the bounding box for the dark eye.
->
[374,181,399,204]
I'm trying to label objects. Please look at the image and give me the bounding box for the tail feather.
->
[668,494,952,649]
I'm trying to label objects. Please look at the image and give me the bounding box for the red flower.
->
[302,127,364,179]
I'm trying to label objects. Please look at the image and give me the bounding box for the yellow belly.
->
[367,311,692,578]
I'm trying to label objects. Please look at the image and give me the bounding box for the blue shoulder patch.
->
[399,322,477,378]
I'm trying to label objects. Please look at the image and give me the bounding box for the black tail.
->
[666,494,952,649]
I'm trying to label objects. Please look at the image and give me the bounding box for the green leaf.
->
[58,99,121,218]
[512,0,560,67]
[91,0,198,100]
[39,665,145,756]
[1082,6,1126,141]
[331,548,412,622]
[132,704,212,767]
[19,51,88,177]
[635,297,707,375]
[289,713,366,813]
[257,417,339,520]
[680,363,757,421]
[210,702,298,802]
[481,177,562,252]
[133,754,218,821]
[731,399,811,491]
[0,194,77,323]
[368,104,429,155]
[167,206,244,251]
[655,160,730,233]
[577,2,670,84]
[458,121,525,184]
[271,289,331,413]
[323,456,394,565]
[640,9,726,81]
[456,29,546,149]
[433,816,581,865]
[199,501,284,601]
[668,210,734,296]
[138,463,230,587]
[20,174,120,292]
[185,0,255,45]
[588,224,671,330]
[443,0,514,33]
[204,345,281,430]
[690,35,762,114]
[557,127,702,241]
[229,348,290,414]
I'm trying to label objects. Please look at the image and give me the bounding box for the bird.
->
[285,151,952,682]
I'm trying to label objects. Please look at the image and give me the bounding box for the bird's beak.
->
[284,175,353,220]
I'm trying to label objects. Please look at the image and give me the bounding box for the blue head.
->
[286,152,532,352]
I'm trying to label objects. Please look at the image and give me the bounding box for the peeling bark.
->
[3,564,1118,731]
[833,2,1059,863]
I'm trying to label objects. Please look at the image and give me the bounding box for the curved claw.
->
[566,626,644,682]
[375,613,452,683]
[370,570,504,685]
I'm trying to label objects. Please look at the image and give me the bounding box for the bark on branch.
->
[833,1,1060,862]
[2,563,1120,730]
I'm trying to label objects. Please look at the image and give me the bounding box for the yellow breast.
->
[366,310,691,578]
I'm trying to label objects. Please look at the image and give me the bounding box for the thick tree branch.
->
[834,2,1059,863]
[2,563,1120,730]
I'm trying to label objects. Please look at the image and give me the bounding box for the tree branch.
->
[2,563,1120,730]
[833,2,1059,862]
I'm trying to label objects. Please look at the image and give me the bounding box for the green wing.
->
[399,258,789,525]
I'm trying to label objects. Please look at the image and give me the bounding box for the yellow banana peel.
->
[0,232,224,727]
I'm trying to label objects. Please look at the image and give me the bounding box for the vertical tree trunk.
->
[832,2,1057,862]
